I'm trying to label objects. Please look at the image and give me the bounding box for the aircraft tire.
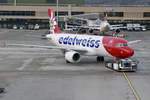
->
[66,60,71,63]
[61,50,66,55]
[97,56,104,62]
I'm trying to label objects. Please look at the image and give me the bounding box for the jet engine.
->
[65,51,81,63]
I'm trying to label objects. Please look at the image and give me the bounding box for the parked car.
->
[19,25,25,30]
[134,27,141,31]
[13,25,17,29]
[141,26,146,31]
[28,24,34,30]
[34,24,40,30]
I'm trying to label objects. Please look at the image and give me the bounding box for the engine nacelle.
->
[65,51,81,63]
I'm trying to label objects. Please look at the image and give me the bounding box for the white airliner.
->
[66,14,110,33]
[46,8,137,63]
[9,8,140,63]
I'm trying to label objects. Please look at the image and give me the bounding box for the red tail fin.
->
[48,8,61,33]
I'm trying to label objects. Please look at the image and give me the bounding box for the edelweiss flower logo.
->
[49,17,57,31]
[49,20,54,29]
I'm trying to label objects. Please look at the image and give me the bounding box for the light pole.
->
[14,0,16,6]
[56,0,59,23]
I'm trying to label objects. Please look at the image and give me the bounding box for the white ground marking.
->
[39,66,102,71]
[17,58,33,70]
[0,30,9,34]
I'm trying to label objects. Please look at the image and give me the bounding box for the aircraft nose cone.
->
[121,47,134,58]
[128,48,134,57]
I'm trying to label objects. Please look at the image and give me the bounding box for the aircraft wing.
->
[7,44,63,49]
[128,40,141,44]
[67,25,100,30]
[7,44,88,54]
[80,26,100,30]
[128,40,142,51]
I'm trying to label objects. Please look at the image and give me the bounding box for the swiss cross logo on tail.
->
[48,8,61,34]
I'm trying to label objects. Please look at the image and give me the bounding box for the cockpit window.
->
[116,43,128,47]
[123,43,128,46]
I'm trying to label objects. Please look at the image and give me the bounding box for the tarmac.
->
[0,29,149,100]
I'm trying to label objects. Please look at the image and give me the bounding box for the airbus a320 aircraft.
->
[66,14,110,33]
[9,9,140,66]
[46,8,136,63]
[65,13,111,34]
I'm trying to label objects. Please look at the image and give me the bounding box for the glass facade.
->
[54,11,84,16]
[71,12,84,15]
[143,12,150,17]
[0,11,35,16]
[55,11,68,16]
[104,12,124,17]
[0,0,8,3]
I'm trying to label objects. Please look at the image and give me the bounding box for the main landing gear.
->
[97,56,104,62]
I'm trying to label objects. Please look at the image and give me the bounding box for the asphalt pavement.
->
[0,29,149,100]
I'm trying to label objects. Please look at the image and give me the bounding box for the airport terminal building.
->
[0,4,150,29]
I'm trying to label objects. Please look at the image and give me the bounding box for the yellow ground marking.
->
[123,72,141,100]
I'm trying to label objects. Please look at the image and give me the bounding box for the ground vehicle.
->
[28,24,34,30]
[13,25,17,29]
[134,27,141,31]
[126,23,146,31]
[105,58,138,72]
[110,24,126,31]
[34,24,40,30]
[141,26,146,31]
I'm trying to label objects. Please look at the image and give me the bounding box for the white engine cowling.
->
[65,51,81,63]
